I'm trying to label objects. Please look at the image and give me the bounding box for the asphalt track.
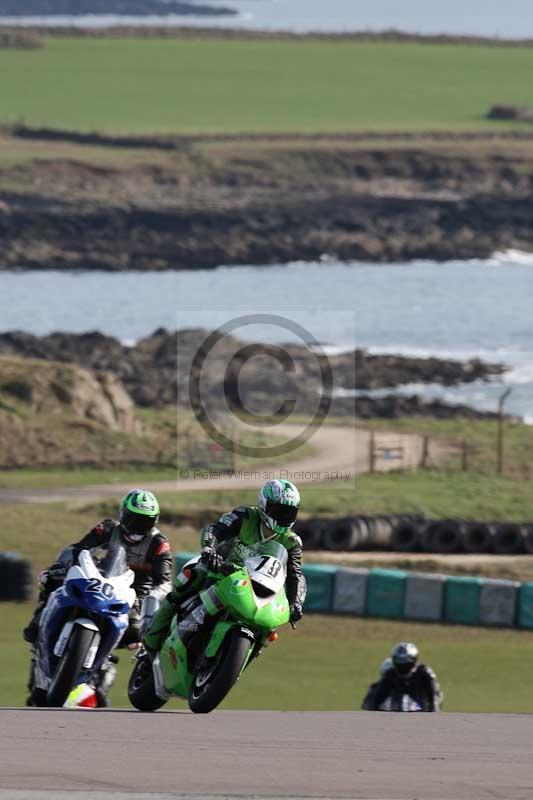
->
[1,709,532,800]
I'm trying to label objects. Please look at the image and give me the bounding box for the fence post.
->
[420,435,429,468]
[497,388,512,476]
[461,439,468,471]
[369,431,376,473]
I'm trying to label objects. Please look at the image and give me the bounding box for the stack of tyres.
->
[321,517,370,551]
[365,515,395,549]
[421,519,466,554]
[492,523,527,555]
[390,515,426,552]
[463,522,496,553]
[0,552,33,601]
[523,525,533,555]
[293,517,331,550]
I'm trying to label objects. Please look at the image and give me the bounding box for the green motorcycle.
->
[128,539,290,714]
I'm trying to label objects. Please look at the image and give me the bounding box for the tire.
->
[391,518,422,552]
[128,656,167,712]
[464,522,495,553]
[322,517,368,551]
[523,524,533,554]
[188,630,251,714]
[293,518,325,550]
[421,520,463,553]
[493,523,526,555]
[47,625,96,707]
[366,515,394,549]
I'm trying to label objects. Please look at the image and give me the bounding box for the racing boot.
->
[94,659,118,708]
[23,603,45,645]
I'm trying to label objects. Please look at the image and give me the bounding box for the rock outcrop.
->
[2,134,533,269]
[0,329,506,420]
[0,354,137,431]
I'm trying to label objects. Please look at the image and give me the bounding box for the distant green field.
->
[2,38,533,133]
[4,604,533,712]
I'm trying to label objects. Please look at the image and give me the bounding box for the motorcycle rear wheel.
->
[47,625,95,707]
[128,656,167,712]
[188,629,251,714]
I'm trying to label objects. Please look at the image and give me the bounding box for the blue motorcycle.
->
[34,534,136,707]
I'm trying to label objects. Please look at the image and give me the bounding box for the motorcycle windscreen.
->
[91,530,129,578]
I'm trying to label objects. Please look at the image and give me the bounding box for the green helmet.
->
[258,479,300,536]
[119,489,160,543]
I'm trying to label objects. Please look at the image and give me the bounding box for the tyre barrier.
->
[390,517,422,552]
[322,517,369,551]
[463,522,496,553]
[294,515,533,554]
[492,523,526,555]
[421,519,466,554]
[0,551,33,601]
[366,515,395,549]
[523,525,533,555]
[293,517,330,550]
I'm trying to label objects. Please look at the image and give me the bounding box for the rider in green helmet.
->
[144,479,306,654]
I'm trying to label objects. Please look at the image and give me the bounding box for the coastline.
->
[1,128,533,270]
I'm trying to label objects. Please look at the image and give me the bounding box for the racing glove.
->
[40,562,67,589]
[201,547,236,576]
[289,602,303,624]
[200,546,225,573]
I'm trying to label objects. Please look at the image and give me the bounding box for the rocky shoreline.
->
[1,129,533,269]
[0,329,507,419]
[0,1,234,16]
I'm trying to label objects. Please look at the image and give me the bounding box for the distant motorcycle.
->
[34,534,136,707]
[378,693,422,712]
[128,539,291,714]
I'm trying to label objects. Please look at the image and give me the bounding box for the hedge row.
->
[294,515,533,555]
[0,552,33,601]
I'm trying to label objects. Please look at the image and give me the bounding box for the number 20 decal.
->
[86,578,114,598]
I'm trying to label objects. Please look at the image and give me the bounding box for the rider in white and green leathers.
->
[144,479,306,653]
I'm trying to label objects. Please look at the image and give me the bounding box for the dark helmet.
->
[119,489,160,544]
[391,642,419,677]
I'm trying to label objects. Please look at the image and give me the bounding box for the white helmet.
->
[258,479,300,536]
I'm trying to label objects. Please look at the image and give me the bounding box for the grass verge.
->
[4,604,533,712]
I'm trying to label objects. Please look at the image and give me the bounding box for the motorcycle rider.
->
[144,479,306,655]
[362,642,443,712]
[24,488,172,705]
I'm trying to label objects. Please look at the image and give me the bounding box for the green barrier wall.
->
[517,582,533,629]
[444,576,483,625]
[302,564,337,612]
[366,568,407,619]
[170,553,528,630]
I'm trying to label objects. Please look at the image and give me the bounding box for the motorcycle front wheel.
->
[47,625,95,707]
[188,629,251,714]
[128,656,167,712]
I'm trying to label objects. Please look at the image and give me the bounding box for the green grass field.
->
[4,603,533,712]
[2,38,533,133]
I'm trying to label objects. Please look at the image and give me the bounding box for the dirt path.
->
[0,425,426,504]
